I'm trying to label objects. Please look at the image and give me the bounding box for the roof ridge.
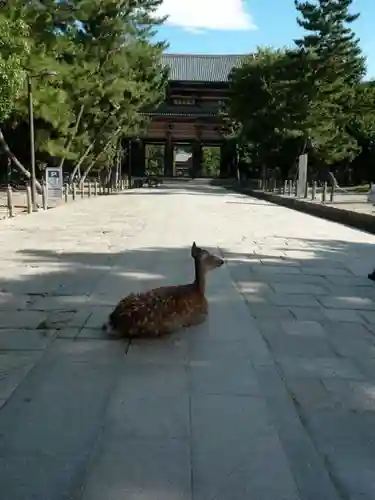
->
[162,53,247,58]
[161,53,246,83]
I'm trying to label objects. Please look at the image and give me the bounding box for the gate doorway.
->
[174,144,192,177]
[145,144,164,176]
[201,146,221,178]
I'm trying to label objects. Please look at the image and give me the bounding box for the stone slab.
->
[254,364,342,500]
[190,394,300,500]
[277,356,365,380]
[0,351,42,399]
[271,283,329,295]
[0,311,46,330]
[307,410,375,499]
[3,181,375,500]
[81,437,191,500]
[0,451,91,500]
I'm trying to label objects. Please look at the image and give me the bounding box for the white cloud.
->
[157,0,257,32]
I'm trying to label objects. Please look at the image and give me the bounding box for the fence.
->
[0,177,145,220]
[260,179,336,203]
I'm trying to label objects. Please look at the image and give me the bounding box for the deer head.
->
[191,242,224,273]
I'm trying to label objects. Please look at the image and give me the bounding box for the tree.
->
[345,81,375,183]
[0,0,168,185]
[225,1,373,185]
[293,0,366,165]
[295,0,366,84]
[202,147,221,177]
[0,14,28,122]
[0,12,44,189]
[59,0,168,181]
[0,0,79,185]
[225,48,309,180]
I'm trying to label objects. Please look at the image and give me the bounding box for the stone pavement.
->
[302,190,374,215]
[1,181,375,499]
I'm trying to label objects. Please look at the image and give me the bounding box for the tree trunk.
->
[0,128,42,193]
[69,109,119,184]
[69,138,96,184]
[80,127,123,184]
[58,104,85,171]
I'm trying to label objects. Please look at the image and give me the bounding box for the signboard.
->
[46,167,63,198]
[296,153,308,198]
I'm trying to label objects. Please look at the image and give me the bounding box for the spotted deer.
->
[102,242,224,338]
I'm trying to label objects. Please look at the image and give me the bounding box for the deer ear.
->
[191,241,197,257]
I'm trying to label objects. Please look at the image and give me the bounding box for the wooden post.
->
[80,182,84,198]
[72,183,76,200]
[283,180,287,195]
[312,181,317,200]
[7,185,13,218]
[26,184,32,213]
[330,183,335,202]
[42,181,47,210]
[88,182,92,198]
[322,182,327,202]
[304,182,308,198]
[107,183,110,195]
[288,179,293,196]
[94,181,98,196]
[64,183,68,202]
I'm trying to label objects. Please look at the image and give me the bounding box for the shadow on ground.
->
[2,238,375,499]
[0,236,374,340]
[123,180,246,198]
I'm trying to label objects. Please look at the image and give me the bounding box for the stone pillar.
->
[130,140,145,177]
[164,133,174,177]
[129,140,138,177]
[139,140,145,177]
[220,142,232,177]
[225,141,237,178]
[121,138,130,176]
[192,141,203,178]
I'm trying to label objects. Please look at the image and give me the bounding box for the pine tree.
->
[0,13,29,123]
[295,0,366,84]
[293,0,366,164]
[0,0,168,182]
[58,0,168,179]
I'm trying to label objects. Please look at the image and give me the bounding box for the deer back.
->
[110,283,208,337]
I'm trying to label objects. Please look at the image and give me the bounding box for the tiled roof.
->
[146,111,216,118]
[147,100,219,117]
[161,54,247,83]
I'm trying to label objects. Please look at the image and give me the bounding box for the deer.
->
[102,242,224,338]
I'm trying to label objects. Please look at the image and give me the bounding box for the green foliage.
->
[225,47,308,176]
[0,14,29,122]
[226,0,375,182]
[202,147,221,177]
[0,0,168,179]
[145,144,164,176]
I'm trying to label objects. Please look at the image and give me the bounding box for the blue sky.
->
[155,0,375,78]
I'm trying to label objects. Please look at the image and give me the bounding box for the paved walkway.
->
[302,190,375,215]
[1,181,375,500]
